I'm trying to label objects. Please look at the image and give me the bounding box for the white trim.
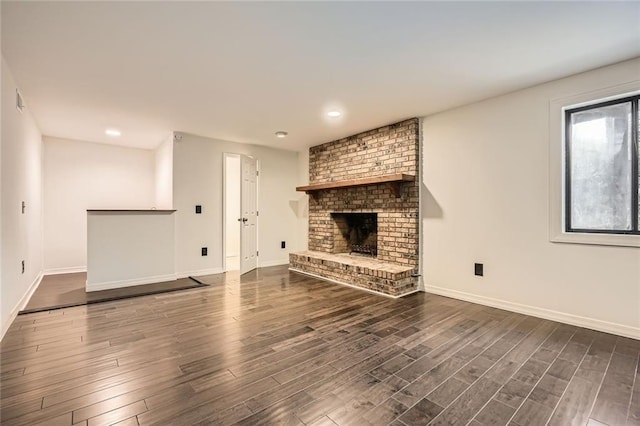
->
[549,80,640,248]
[177,268,225,279]
[259,259,289,268]
[1,272,43,341]
[289,268,420,300]
[549,231,639,248]
[424,284,640,340]
[86,273,177,292]
[44,266,86,275]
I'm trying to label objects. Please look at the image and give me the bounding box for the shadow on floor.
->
[19,272,208,314]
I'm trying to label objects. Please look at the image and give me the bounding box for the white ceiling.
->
[2,1,639,151]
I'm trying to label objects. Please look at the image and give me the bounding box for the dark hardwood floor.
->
[1,265,638,425]
[21,273,206,314]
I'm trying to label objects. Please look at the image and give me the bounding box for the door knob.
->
[238,217,248,222]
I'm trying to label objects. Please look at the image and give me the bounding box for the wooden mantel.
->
[296,173,415,199]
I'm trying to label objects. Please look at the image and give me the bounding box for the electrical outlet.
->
[195,205,202,214]
[281,241,286,249]
[474,263,483,277]
[201,247,208,256]
[21,260,25,274]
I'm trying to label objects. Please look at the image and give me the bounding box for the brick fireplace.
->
[290,118,420,297]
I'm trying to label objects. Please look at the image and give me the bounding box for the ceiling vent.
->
[16,89,25,113]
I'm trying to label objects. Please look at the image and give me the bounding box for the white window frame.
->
[549,80,640,248]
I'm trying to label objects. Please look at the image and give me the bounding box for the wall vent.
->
[16,89,25,113]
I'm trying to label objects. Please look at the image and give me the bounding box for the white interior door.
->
[240,155,258,274]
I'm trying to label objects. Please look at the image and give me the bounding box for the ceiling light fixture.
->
[105,129,121,137]
[327,111,342,118]
[275,131,288,138]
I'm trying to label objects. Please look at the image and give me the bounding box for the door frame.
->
[222,152,259,272]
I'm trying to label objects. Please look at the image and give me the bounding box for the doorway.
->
[224,154,241,271]
[224,153,258,274]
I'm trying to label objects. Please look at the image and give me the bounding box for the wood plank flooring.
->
[1,265,638,425]
[21,273,205,314]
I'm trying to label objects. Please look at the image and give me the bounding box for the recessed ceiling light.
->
[327,111,342,118]
[275,131,288,138]
[105,129,121,137]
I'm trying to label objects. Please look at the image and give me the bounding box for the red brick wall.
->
[307,118,419,268]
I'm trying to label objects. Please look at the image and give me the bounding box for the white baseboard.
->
[1,271,43,341]
[259,259,289,268]
[86,274,177,292]
[289,268,420,300]
[177,268,225,279]
[44,266,86,275]
[424,284,640,340]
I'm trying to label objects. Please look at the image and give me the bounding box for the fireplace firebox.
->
[331,213,377,257]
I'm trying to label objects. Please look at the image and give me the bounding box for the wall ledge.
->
[424,284,639,340]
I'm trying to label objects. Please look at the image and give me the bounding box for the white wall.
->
[1,57,44,338]
[43,137,156,273]
[154,134,173,209]
[421,58,640,338]
[173,133,300,276]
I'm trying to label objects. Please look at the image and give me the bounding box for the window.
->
[565,96,639,235]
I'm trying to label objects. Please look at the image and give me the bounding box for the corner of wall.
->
[417,117,426,292]
[154,133,174,210]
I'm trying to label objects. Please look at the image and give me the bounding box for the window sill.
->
[551,232,640,248]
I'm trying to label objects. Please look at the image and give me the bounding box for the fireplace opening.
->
[331,213,377,257]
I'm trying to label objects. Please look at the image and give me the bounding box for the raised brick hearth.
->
[289,251,416,296]
[290,118,419,297]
